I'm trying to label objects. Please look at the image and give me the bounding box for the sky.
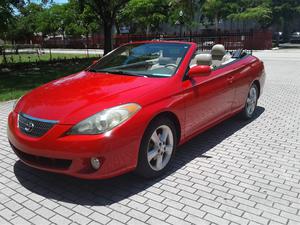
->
[31,0,68,4]
[53,0,68,3]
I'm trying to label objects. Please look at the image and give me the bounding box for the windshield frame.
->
[88,42,192,78]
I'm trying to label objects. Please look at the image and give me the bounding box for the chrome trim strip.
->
[20,113,59,124]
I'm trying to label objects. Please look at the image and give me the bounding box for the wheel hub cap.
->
[147,125,174,171]
[246,86,257,115]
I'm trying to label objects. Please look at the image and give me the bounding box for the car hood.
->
[17,71,165,124]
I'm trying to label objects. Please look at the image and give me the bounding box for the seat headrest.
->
[158,57,173,65]
[195,54,212,66]
[211,44,226,56]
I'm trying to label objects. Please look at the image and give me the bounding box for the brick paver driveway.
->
[0,49,300,225]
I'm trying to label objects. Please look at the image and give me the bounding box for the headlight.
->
[69,103,141,135]
[13,96,23,111]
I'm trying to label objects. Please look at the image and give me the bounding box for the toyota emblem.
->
[24,122,34,133]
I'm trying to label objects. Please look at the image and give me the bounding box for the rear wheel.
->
[241,83,258,120]
[135,117,177,178]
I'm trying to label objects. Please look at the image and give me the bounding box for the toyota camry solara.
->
[8,41,265,179]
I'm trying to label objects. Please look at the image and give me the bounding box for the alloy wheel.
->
[246,86,258,116]
[147,125,174,171]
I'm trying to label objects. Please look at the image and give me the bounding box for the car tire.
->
[241,83,259,120]
[135,117,177,179]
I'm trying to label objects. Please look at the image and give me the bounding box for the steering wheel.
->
[164,64,177,69]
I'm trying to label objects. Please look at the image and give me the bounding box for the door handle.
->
[227,76,234,84]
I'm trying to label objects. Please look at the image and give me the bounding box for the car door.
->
[230,57,259,111]
[182,66,236,138]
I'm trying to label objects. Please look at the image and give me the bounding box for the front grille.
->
[18,113,57,137]
[11,144,72,170]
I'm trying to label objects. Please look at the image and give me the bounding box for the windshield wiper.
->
[97,70,148,77]
[87,69,131,74]
[88,69,168,78]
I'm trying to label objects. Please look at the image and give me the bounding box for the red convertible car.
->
[8,41,265,179]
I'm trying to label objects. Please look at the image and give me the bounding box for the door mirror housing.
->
[188,65,211,77]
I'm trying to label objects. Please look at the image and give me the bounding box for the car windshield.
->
[89,42,190,77]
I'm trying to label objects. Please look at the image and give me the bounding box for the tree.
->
[78,0,129,55]
[169,0,204,32]
[0,0,51,40]
[49,4,70,39]
[0,0,22,36]
[35,3,78,38]
[78,2,100,36]
[202,0,225,31]
[121,0,169,34]
[3,0,100,46]
[62,0,100,51]
[36,6,58,37]
[8,3,44,42]
[226,0,273,29]
[271,0,300,40]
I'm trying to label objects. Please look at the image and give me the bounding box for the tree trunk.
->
[282,17,290,43]
[86,32,89,58]
[146,24,150,36]
[49,48,52,61]
[215,16,219,31]
[115,21,120,35]
[1,46,7,64]
[103,22,113,55]
[62,30,65,48]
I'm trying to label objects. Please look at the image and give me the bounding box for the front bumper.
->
[7,111,145,179]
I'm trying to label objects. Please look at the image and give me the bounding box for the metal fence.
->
[30,30,272,50]
[113,31,272,50]
[0,44,98,66]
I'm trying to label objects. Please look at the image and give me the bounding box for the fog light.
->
[90,157,101,170]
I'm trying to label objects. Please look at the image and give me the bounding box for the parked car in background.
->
[272,31,284,44]
[290,32,300,43]
[8,41,265,179]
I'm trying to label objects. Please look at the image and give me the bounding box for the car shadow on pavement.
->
[14,107,265,206]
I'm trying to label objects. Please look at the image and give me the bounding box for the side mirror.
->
[188,65,211,77]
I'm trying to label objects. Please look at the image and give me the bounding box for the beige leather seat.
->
[195,54,212,66]
[211,44,226,67]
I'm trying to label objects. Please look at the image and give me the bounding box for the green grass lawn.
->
[0,59,97,101]
[0,53,99,64]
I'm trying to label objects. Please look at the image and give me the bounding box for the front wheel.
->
[241,83,259,120]
[135,117,177,178]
